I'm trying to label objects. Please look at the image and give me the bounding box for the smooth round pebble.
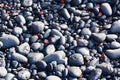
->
[5,73,15,80]
[16,15,26,25]
[13,27,23,35]
[45,44,55,55]
[60,24,68,30]
[0,67,7,77]
[110,20,120,33]
[110,41,120,49]
[22,0,33,7]
[31,42,41,51]
[77,47,90,56]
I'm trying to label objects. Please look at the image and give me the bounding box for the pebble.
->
[60,24,68,30]
[110,41,120,49]
[5,73,15,80]
[43,29,51,38]
[0,34,20,49]
[77,47,90,56]
[18,70,31,80]
[45,44,55,55]
[0,56,5,67]
[96,63,114,75]
[60,36,66,45]
[37,71,47,79]
[68,66,82,77]
[105,48,120,59]
[30,21,45,34]
[51,29,63,37]
[69,53,84,66]
[12,53,28,62]
[88,68,102,80]
[81,28,91,36]
[28,53,44,64]
[110,20,120,33]
[16,15,26,25]
[77,39,89,47]
[45,75,61,80]
[17,42,30,55]
[91,33,106,42]
[71,0,82,6]
[56,64,65,72]
[0,67,7,77]
[31,42,41,51]
[101,3,112,16]
[106,34,118,41]
[29,35,38,43]
[13,27,23,35]
[61,8,70,20]
[36,60,47,71]
[22,0,33,7]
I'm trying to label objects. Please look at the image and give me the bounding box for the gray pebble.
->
[45,44,55,55]
[60,36,66,45]
[56,64,65,72]
[28,53,44,64]
[43,29,51,38]
[30,35,38,43]
[45,75,61,80]
[77,47,90,56]
[91,0,107,3]
[51,29,63,37]
[106,34,118,41]
[81,28,91,36]
[5,73,15,80]
[110,41,120,49]
[68,66,82,77]
[0,56,5,67]
[60,24,68,30]
[30,21,45,34]
[36,60,47,71]
[18,70,31,80]
[31,42,41,51]
[13,27,23,35]
[69,53,84,66]
[91,33,106,42]
[0,67,7,77]
[105,48,120,59]
[37,71,47,79]
[110,20,120,33]
[101,3,112,16]
[16,15,26,25]
[22,0,33,7]
[96,63,114,75]
[0,34,20,49]
[86,3,93,10]
[77,39,89,47]
[17,42,30,55]
[12,53,28,62]
[61,8,70,20]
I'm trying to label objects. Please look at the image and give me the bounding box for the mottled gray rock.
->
[0,34,19,49]
[110,20,120,33]
[68,66,82,77]
[105,49,120,59]
[61,8,70,19]
[45,44,55,55]
[69,53,84,66]
[22,0,33,7]
[45,75,61,80]
[30,21,45,34]
[28,53,44,63]
[0,67,7,77]
[110,41,120,49]
[96,63,114,75]
[12,53,28,62]
[77,47,90,56]
[18,70,31,80]
[101,3,112,16]
[91,33,106,42]
[13,27,23,35]
[17,42,30,55]
[5,73,15,80]
[16,15,26,25]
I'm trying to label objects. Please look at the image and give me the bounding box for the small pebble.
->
[31,42,41,51]
[0,67,7,77]
[45,75,61,80]
[45,44,56,55]
[18,70,31,80]
[13,27,23,35]
[71,0,82,6]
[110,20,120,33]
[77,47,90,56]
[5,73,15,80]
[16,15,26,25]
[22,0,33,7]
[61,8,70,20]
[110,41,120,49]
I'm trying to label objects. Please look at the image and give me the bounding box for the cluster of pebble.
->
[0,0,120,80]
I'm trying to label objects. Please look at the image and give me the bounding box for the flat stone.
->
[105,48,120,59]
[110,20,120,33]
[28,53,44,64]
[0,34,19,49]
[69,53,84,66]
[68,66,82,77]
